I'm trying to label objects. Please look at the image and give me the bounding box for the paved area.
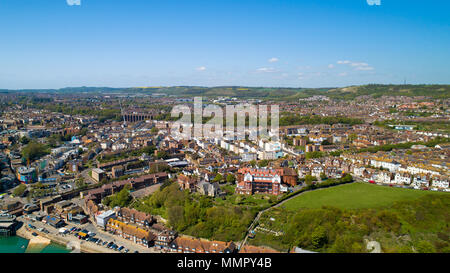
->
[19,214,160,253]
[131,184,161,199]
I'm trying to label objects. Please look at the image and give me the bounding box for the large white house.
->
[394,172,412,185]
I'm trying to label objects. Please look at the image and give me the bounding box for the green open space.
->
[282,182,447,210]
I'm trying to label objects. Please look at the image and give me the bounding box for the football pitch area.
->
[282,182,448,210]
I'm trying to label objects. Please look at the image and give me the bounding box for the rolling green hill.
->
[1,84,448,100]
[282,182,447,210]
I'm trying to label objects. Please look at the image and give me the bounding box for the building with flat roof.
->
[96,210,116,228]
[0,213,17,236]
[91,168,105,182]
[17,166,37,184]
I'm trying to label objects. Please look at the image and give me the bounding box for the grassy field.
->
[282,182,448,210]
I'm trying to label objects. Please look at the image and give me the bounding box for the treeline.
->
[354,137,449,154]
[97,145,157,163]
[27,100,122,122]
[280,114,364,127]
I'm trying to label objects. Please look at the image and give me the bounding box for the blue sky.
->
[0,0,449,89]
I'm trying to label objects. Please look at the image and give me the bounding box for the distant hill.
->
[325,84,450,100]
[1,84,448,100]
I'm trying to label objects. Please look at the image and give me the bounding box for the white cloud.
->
[338,72,348,77]
[256,67,276,73]
[337,60,375,71]
[268,57,279,63]
[196,66,206,71]
[351,62,369,67]
[328,64,335,69]
[337,60,351,64]
[355,66,374,71]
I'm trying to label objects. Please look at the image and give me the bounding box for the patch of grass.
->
[282,182,447,210]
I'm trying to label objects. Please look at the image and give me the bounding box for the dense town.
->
[0,88,449,253]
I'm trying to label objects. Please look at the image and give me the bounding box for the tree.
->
[226,174,236,184]
[341,174,353,183]
[20,136,30,145]
[106,185,132,208]
[305,151,324,159]
[321,139,332,146]
[348,133,358,142]
[304,175,317,186]
[149,163,170,174]
[320,172,328,180]
[75,178,87,189]
[156,150,169,160]
[416,241,436,253]
[151,127,159,134]
[168,205,185,230]
[21,141,49,161]
[258,160,269,167]
[311,226,327,249]
[13,184,27,197]
[212,173,223,183]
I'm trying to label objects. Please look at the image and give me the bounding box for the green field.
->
[282,182,448,210]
